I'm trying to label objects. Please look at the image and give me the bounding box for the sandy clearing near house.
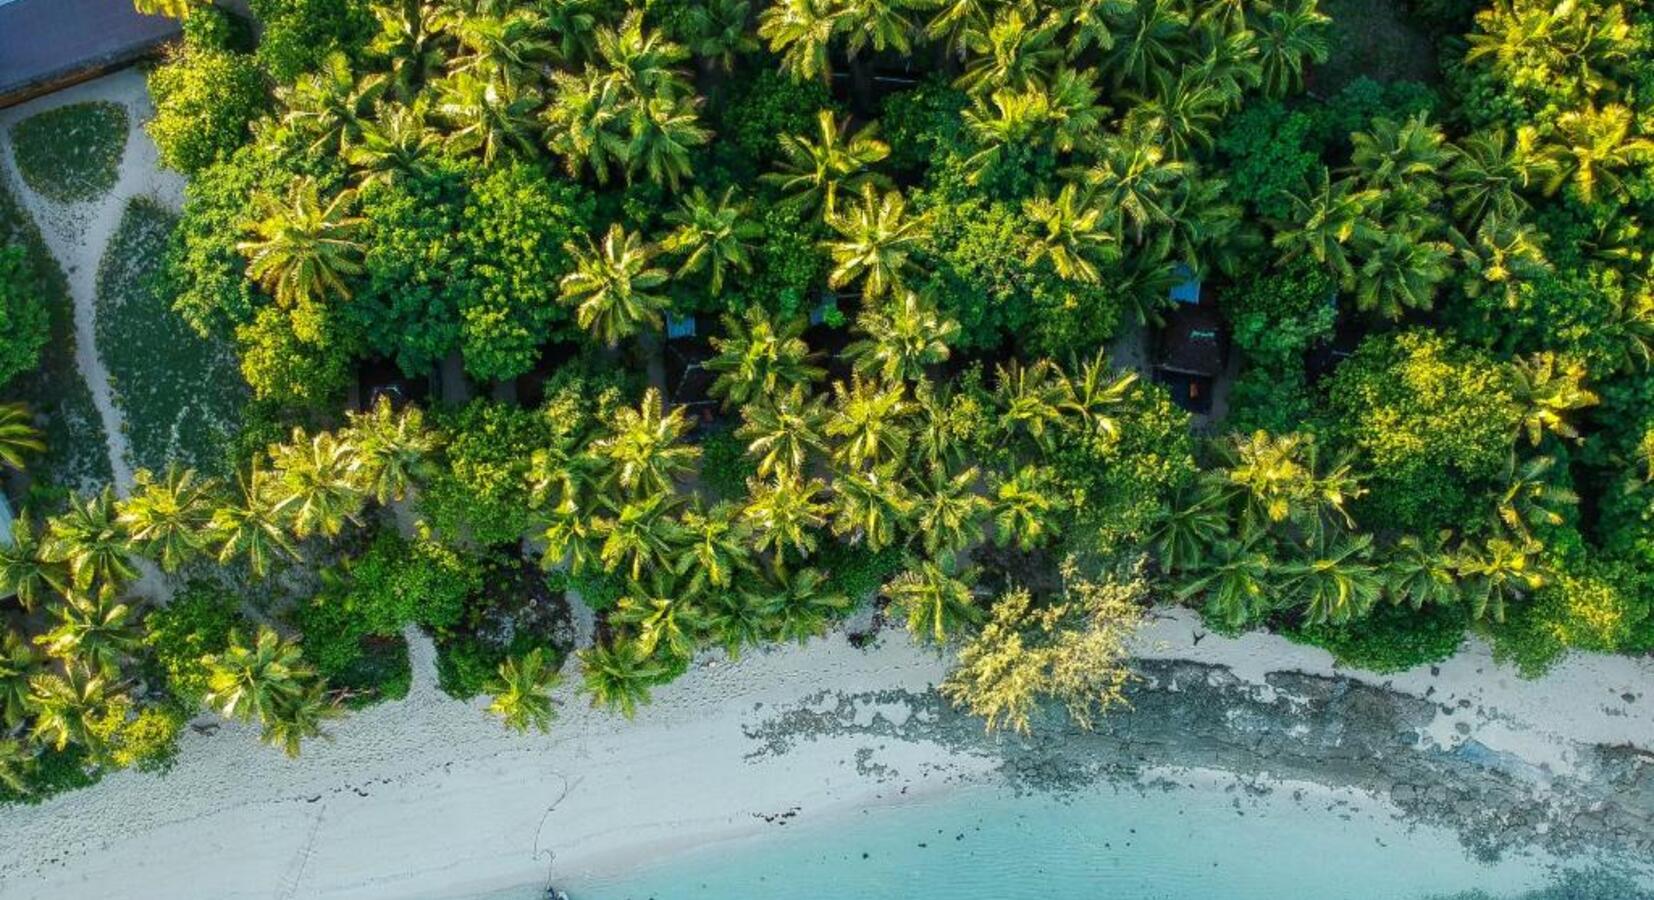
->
[0,67,186,496]
[0,605,1648,900]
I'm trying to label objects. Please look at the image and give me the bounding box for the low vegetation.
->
[7,102,129,204]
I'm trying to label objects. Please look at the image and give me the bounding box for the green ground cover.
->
[0,174,112,497]
[1315,0,1440,89]
[95,197,244,475]
[7,102,129,204]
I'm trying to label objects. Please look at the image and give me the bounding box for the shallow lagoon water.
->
[541,776,1653,900]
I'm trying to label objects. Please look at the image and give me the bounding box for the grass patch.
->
[0,173,112,497]
[8,102,129,204]
[1315,0,1440,91]
[95,197,245,475]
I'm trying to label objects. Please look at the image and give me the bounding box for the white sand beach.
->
[0,608,1649,900]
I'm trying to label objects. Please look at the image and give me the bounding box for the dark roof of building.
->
[0,0,179,108]
[1157,304,1228,377]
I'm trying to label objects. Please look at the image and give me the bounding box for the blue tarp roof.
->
[1169,263,1201,305]
[0,492,13,549]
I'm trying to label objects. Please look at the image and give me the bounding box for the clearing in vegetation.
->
[6,101,129,205]
[94,196,244,475]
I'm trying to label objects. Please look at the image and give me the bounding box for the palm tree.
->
[827,376,912,470]
[539,492,602,574]
[831,465,914,551]
[994,359,1071,453]
[594,8,695,100]
[992,465,1065,550]
[1276,533,1383,626]
[367,0,447,99]
[955,6,1062,93]
[210,461,298,579]
[743,472,831,569]
[703,581,772,657]
[0,513,67,610]
[591,388,700,499]
[29,663,120,759]
[1063,349,1137,441]
[1448,127,1551,227]
[674,501,753,591]
[1453,536,1544,622]
[662,187,760,295]
[1175,537,1274,631]
[579,639,666,718]
[613,573,709,662]
[1495,454,1578,540]
[1354,227,1454,320]
[882,559,981,644]
[1349,114,1453,198]
[1076,135,1191,245]
[1381,531,1460,610]
[624,94,711,190]
[344,395,438,504]
[448,9,553,91]
[909,380,971,472]
[238,178,365,313]
[0,630,41,729]
[911,464,990,559]
[1453,213,1551,309]
[593,492,685,581]
[838,0,922,57]
[825,186,932,300]
[738,385,831,478]
[1545,103,1654,204]
[559,224,671,347]
[1217,430,1317,537]
[1149,481,1231,575]
[267,429,365,540]
[1023,183,1117,283]
[755,565,850,643]
[117,465,217,573]
[684,0,760,71]
[1254,0,1331,97]
[758,0,842,83]
[260,681,337,758]
[0,403,44,471]
[706,307,824,410]
[1271,169,1379,282]
[543,68,628,183]
[433,71,540,165]
[276,52,388,155]
[347,101,443,186]
[843,293,959,383]
[1123,69,1227,160]
[764,110,891,215]
[203,627,315,728]
[35,585,139,677]
[43,487,137,590]
[1100,0,1189,91]
[486,648,563,734]
[1510,352,1598,446]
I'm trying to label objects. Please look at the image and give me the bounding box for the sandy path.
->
[0,606,1647,900]
[0,67,186,496]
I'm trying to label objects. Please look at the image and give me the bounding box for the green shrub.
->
[716,69,833,166]
[342,529,484,635]
[142,580,244,708]
[0,245,50,390]
[424,400,551,546]
[146,44,268,175]
[567,568,627,612]
[0,746,101,806]
[699,427,755,502]
[1287,602,1467,674]
[8,102,128,204]
[1220,259,1336,371]
[248,0,374,84]
[816,541,905,603]
[331,636,411,708]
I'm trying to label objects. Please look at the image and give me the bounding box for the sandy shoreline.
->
[0,605,1648,900]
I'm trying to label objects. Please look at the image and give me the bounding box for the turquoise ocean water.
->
[519,779,1654,900]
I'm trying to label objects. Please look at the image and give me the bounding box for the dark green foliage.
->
[142,581,244,707]
[699,427,755,502]
[340,529,484,635]
[436,556,570,699]
[732,202,827,318]
[715,70,833,167]
[352,164,466,376]
[455,164,593,381]
[8,102,128,204]
[0,246,50,390]
[566,568,627,613]
[331,636,412,708]
[1325,330,1520,533]
[1226,366,1316,436]
[1060,382,1199,552]
[424,400,551,546]
[0,746,101,807]
[915,196,1034,350]
[1217,103,1320,221]
[248,0,375,84]
[0,178,110,492]
[816,541,905,603]
[1287,602,1467,674]
[1221,259,1337,371]
[146,42,269,175]
[880,80,969,175]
